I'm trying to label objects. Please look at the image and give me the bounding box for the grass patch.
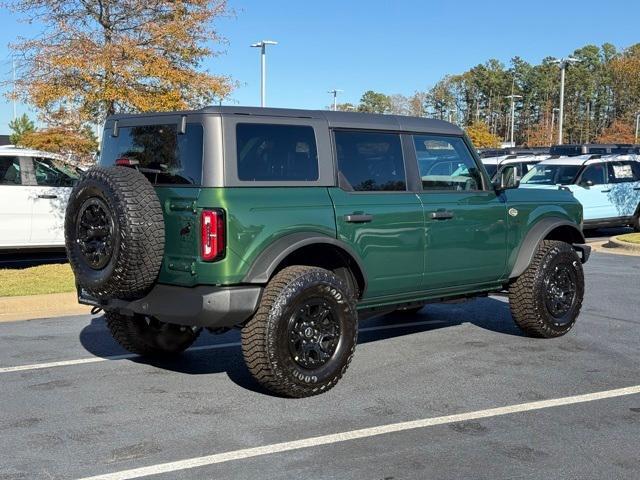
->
[0,263,76,297]
[617,233,640,244]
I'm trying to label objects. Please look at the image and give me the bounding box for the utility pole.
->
[552,57,579,144]
[505,94,522,146]
[635,112,640,144]
[328,89,343,111]
[250,40,278,107]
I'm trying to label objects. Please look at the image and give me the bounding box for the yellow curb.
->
[0,292,92,323]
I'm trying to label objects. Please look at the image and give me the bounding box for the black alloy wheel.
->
[75,197,115,270]
[287,298,341,369]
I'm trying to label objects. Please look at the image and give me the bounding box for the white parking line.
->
[76,384,640,480]
[0,319,444,374]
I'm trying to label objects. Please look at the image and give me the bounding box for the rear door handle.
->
[430,210,454,220]
[344,213,373,223]
[633,187,640,191]
[37,194,58,199]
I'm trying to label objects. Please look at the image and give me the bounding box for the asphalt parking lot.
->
[1,251,639,480]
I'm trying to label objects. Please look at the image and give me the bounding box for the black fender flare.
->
[509,218,585,279]
[242,232,368,294]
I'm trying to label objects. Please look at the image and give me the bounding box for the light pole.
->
[12,55,17,121]
[250,40,278,107]
[328,89,343,111]
[635,112,640,144]
[552,57,578,144]
[505,94,522,147]
[550,107,560,145]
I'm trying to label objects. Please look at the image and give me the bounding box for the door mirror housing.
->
[494,165,519,191]
[581,179,594,188]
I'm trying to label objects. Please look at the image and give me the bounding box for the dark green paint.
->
[155,185,582,309]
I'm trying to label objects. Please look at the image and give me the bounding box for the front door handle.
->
[430,210,454,220]
[37,194,58,199]
[344,213,373,223]
[633,187,640,191]
[601,189,612,193]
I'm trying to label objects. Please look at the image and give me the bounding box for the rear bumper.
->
[79,284,262,328]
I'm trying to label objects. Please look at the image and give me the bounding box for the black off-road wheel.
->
[65,166,164,300]
[241,266,358,398]
[105,311,201,357]
[509,240,584,338]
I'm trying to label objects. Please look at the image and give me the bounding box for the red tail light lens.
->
[200,209,225,261]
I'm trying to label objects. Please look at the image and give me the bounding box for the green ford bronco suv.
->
[65,107,590,397]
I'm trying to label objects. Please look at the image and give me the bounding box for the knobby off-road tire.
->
[106,311,200,357]
[65,166,164,300]
[509,240,584,338]
[241,266,358,398]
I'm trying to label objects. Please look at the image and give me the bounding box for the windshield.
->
[520,164,582,185]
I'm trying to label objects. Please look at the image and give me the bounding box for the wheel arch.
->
[509,218,585,279]
[242,233,367,298]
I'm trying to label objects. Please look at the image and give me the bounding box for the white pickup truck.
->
[0,146,82,250]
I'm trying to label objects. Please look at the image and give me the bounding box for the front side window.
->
[33,158,81,187]
[335,131,406,191]
[520,164,582,185]
[101,123,203,185]
[0,157,21,185]
[236,123,319,181]
[579,163,607,186]
[607,161,640,183]
[414,135,483,191]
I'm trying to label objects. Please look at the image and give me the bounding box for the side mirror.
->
[581,179,594,188]
[494,165,519,191]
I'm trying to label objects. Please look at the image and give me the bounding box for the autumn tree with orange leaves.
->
[5,0,234,126]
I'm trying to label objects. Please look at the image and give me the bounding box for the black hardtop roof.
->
[106,106,463,136]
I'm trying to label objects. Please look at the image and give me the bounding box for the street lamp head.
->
[250,40,278,48]
[551,56,580,67]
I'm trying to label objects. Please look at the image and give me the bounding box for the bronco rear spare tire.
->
[65,166,165,300]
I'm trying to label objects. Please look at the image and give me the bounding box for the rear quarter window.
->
[236,123,319,181]
[100,123,203,185]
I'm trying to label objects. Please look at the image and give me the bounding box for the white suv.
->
[0,146,82,250]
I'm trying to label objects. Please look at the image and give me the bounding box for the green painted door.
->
[329,130,424,299]
[413,134,508,290]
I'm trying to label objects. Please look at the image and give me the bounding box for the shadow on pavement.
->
[78,296,517,396]
[0,250,68,269]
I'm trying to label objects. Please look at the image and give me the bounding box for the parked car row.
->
[0,146,82,249]
[519,154,640,231]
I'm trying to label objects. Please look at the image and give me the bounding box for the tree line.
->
[336,43,640,147]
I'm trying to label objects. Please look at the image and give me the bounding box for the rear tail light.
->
[200,209,225,262]
[115,157,139,167]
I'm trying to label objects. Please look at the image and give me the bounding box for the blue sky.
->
[1,0,639,134]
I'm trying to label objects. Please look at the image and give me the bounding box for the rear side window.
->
[33,157,81,187]
[101,124,203,185]
[0,157,21,185]
[335,131,406,191]
[607,161,640,183]
[236,123,319,181]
